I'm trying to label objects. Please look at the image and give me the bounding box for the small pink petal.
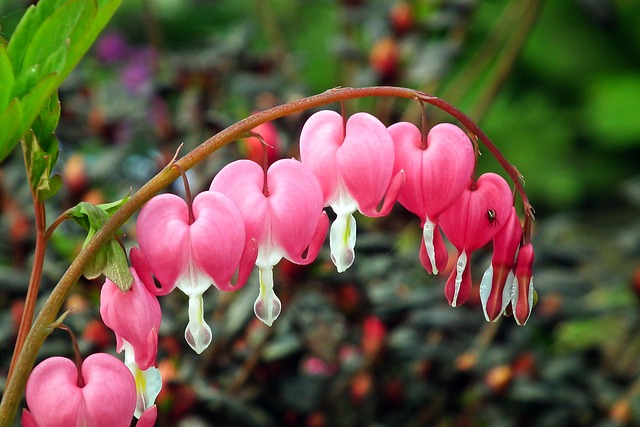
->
[137,194,191,293]
[299,110,343,204]
[444,251,472,307]
[440,172,513,253]
[338,112,395,216]
[513,243,535,325]
[190,191,249,290]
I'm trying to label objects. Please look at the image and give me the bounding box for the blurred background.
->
[2,0,640,426]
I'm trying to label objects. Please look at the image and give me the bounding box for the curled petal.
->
[136,405,158,427]
[299,110,343,204]
[254,266,282,326]
[338,112,395,216]
[100,267,161,370]
[420,218,449,275]
[136,194,190,293]
[184,295,213,353]
[190,191,250,290]
[267,159,327,264]
[480,265,514,322]
[512,243,535,325]
[445,251,472,307]
[330,211,357,273]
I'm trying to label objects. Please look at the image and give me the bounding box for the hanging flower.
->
[479,206,522,322]
[390,121,474,274]
[439,173,513,307]
[99,249,162,371]
[210,158,328,326]
[299,110,404,272]
[136,191,257,353]
[23,354,137,427]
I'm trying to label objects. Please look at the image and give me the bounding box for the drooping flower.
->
[299,110,404,272]
[23,354,136,427]
[136,191,257,353]
[390,122,474,275]
[210,158,328,326]
[439,172,513,307]
[100,249,162,371]
[479,206,522,322]
[512,242,535,325]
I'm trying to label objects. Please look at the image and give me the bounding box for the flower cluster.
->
[22,108,534,427]
[133,109,534,349]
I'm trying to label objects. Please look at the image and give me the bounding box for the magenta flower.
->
[136,191,257,353]
[100,250,161,371]
[439,173,513,307]
[210,159,328,326]
[299,110,404,272]
[23,354,136,427]
[512,242,535,325]
[390,122,474,275]
[479,207,522,322]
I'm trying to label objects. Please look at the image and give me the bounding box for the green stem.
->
[0,86,531,425]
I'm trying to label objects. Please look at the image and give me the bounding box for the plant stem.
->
[6,200,46,387]
[0,86,531,425]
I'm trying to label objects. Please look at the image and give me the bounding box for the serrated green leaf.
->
[0,44,15,110]
[0,98,23,161]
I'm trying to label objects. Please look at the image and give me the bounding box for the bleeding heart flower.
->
[210,158,328,326]
[390,122,474,275]
[23,354,136,427]
[136,191,257,353]
[100,250,161,371]
[439,172,513,307]
[512,242,535,325]
[299,110,404,272]
[479,207,522,322]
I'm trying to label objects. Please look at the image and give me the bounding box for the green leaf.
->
[20,92,61,199]
[0,98,23,161]
[0,0,124,163]
[14,0,93,96]
[68,199,133,290]
[0,44,14,110]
